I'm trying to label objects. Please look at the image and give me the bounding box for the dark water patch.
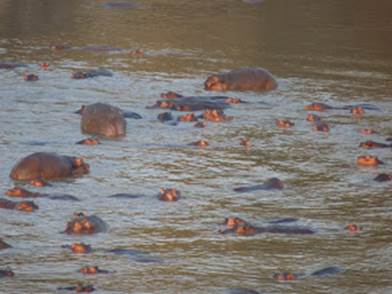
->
[108,193,143,199]
[109,249,162,263]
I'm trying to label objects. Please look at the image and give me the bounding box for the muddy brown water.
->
[0,0,391,293]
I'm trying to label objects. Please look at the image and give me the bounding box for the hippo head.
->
[204,75,228,91]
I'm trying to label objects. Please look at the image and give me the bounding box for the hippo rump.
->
[79,103,126,138]
[10,152,89,181]
[204,67,277,92]
[0,238,11,250]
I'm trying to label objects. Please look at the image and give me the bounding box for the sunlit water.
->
[0,0,391,293]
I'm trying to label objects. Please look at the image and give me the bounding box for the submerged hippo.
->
[273,266,343,281]
[57,284,95,293]
[0,198,38,212]
[65,213,108,234]
[10,152,89,181]
[79,266,110,275]
[304,102,380,112]
[220,217,314,236]
[6,187,80,201]
[374,173,392,182]
[0,61,26,69]
[359,140,391,149]
[79,103,126,138]
[158,188,180,201]
[62,243,92,254]
[0,238,11,250]
[204,67,277,92]
[71,68,113,79]
[233,177,284,192]
[0,269,14,278]
[147,96,240,111]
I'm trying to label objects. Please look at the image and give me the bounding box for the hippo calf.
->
[79,103,126,138]
[10,152,89,181]
[204,68,277,92]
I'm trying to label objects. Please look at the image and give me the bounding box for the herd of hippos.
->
[1,59,391,293]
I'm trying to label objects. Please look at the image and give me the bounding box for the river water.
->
[0,0,391,293]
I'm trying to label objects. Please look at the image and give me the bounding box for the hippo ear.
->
[75,105,85,114]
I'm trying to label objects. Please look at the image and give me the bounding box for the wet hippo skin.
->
[79,103,127,138]
[204,67,277,92]
[10,152,89,181]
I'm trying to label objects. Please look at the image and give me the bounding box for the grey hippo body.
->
[10,152,89,181]
[79,103,127,138]
[204,67,277,92]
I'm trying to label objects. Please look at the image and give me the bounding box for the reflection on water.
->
[1,0,392,293]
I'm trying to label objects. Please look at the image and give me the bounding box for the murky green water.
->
[1,0,391,293]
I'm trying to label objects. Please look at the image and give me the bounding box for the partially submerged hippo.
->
[0,61,26,69]
[0,238,11,250]
[158,188,180,201]
[374,173,392,182]
[220,217,314,236]
[359,140,391,149]
[304,102,379,112]
[0,269,14,278]
[71,68,113,79]
[65,213,108,234]
[0,198,38,212]
[57,284,95,293]
[62,243,92,254]
[148,96,239,111]
[273,266,343,281]
[79,103,126,138]
[204,67,277,92]
[233,177,284,192]
[6,187,80,201]
[79,266,110,275]
[10,152,89,181]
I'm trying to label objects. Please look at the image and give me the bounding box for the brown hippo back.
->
[204,67,277,92]
[10,152,85,181]
[81,103,126,138]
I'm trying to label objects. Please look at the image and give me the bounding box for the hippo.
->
[190,140,209,148]
[57,284,95,293]
[79,266,110,275]
[23,73,39,81]
[109,248,162,263]
[276,119,294,128]
[226,288,261,294]
[178,113,198,122]
[240,138,252,148]
[10,152,89,181]
[160,91,183,99]
[204,67,277,92]
[76,137,100,145]
[147,96,239,111]
[220,217,314,236]
[360,128,378,135]
[359,140,390,149]
[313,120,330,132]
[65,213,108,234]
[274,266,343,281]
[0,269,14,278]
[62,243,92,254]
[203,109,232,122]
[374,173,392,182]
[158,188,180,201]
[306,113,322,122]
[6,187,80,201]
[102,2,140,9]
[357,155,383,167]
[108,193,143,199]
[0,238,11,250]
[79,103,126,138]
[233,177,284,192]
[71,68,113,79]
[304,102,380,112]
[0,61,26,69]
[0,198,38,212]
[157,112,174,123]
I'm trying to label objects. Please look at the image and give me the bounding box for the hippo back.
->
[223,68,277,91]
[10,152,74,181]
[81,103,126,138]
